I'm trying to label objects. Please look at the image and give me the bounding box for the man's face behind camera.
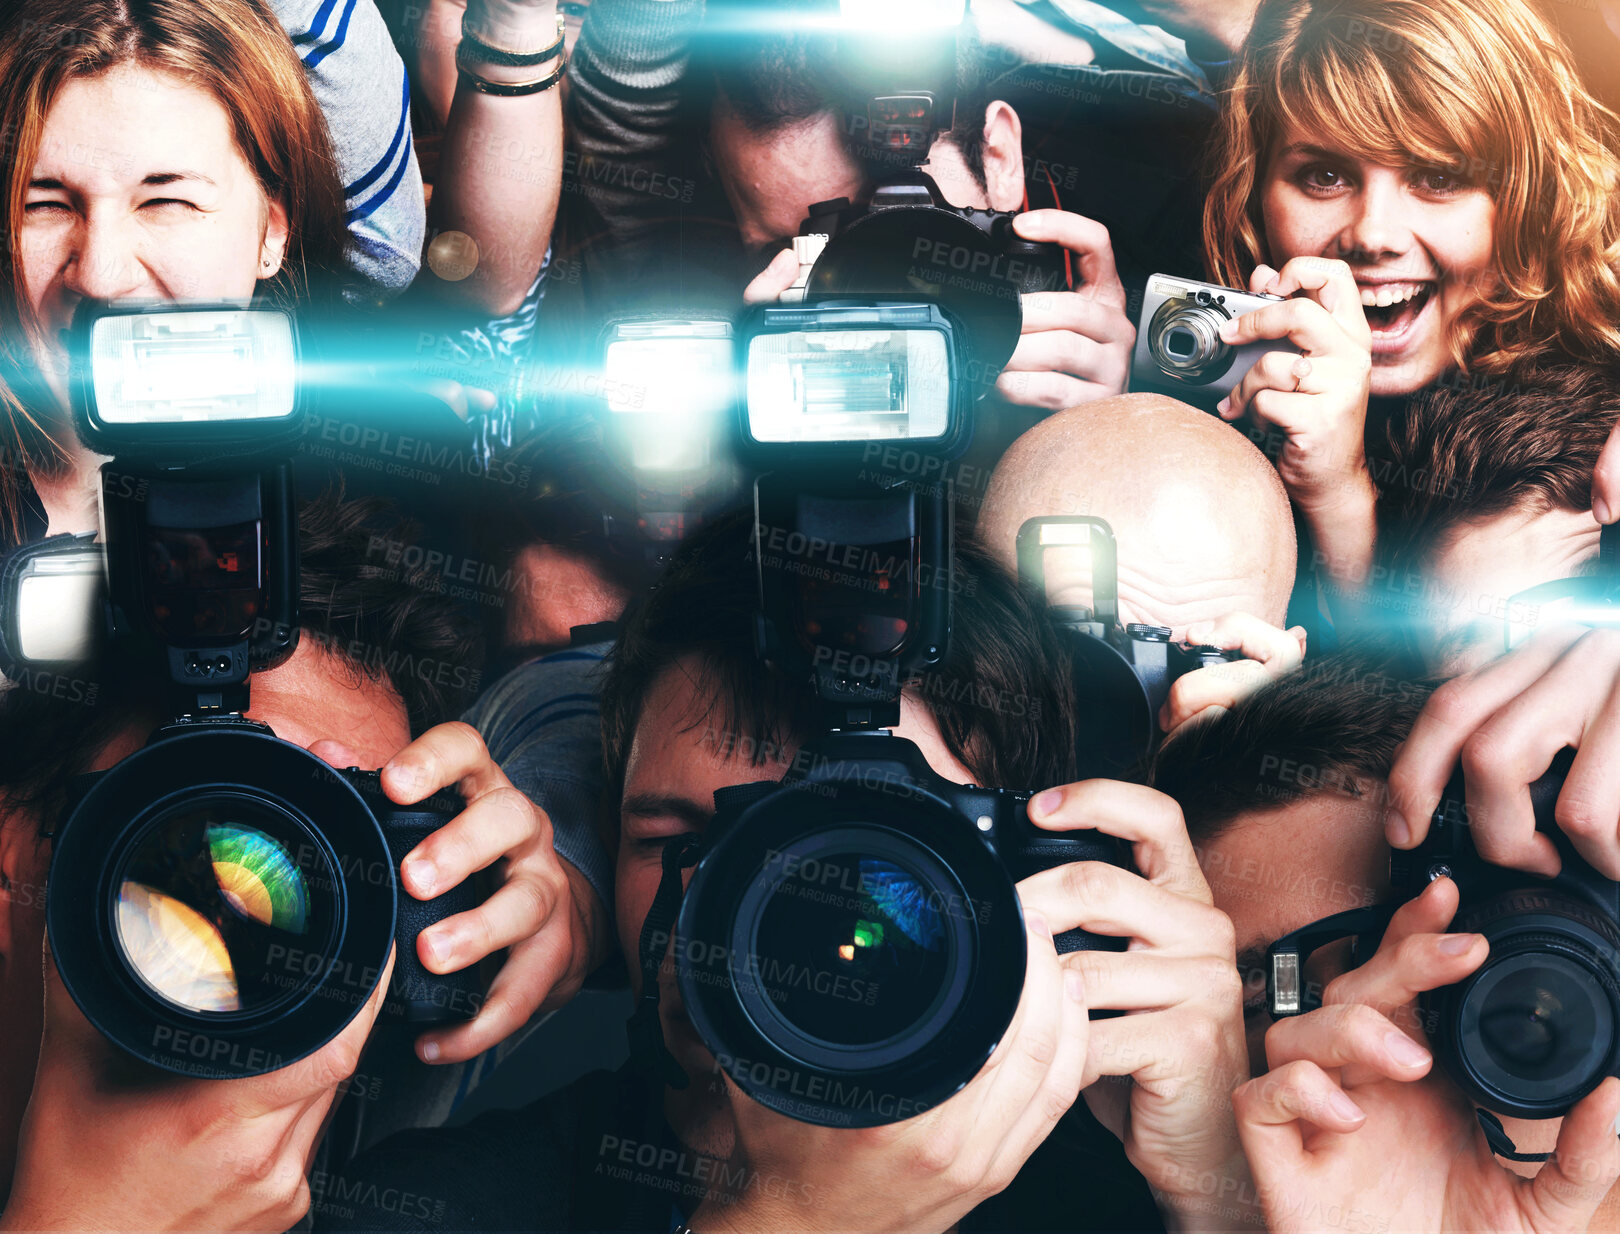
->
[613,654,976,1155]
[708,93,1016,264]
[1197,790,1390,1076]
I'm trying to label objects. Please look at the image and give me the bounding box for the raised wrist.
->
[463,0,560,51]
[1294,461,1375,521]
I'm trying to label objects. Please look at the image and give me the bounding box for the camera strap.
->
[1474,1108,1552,1163]
[626,834,703,1090]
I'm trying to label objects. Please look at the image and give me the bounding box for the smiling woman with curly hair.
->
[1203,0,1620,394]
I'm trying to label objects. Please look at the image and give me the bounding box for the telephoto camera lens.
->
[675,770,1031,1129]
[1430,888,1620,1118]
[1145,296,1236,384]
[49,726,402,1079]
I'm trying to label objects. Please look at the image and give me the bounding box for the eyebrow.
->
[1274,143,1342,162]
[141,171,216,187]
[619,792,713,830]
[27,171,217,192]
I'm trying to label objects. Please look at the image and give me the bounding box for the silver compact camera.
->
[1130,273,1297,412]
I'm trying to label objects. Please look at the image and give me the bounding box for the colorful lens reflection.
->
[207,824,308,932]
[114,809,321,1016]
[116,882,241,1012]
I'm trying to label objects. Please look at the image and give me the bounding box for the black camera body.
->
[1061,617,1241,779]
[675,731,1127,1127]
[1130,273,1298,414]
[1016,517,1243,779]
[21,301,486,1080]
[786,170,1067,392]
[794,176,1066,298]
[1388,757,1620,1119]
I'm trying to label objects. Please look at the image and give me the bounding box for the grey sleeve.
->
[266,0,427,299]
[463,646,615,911]
[566,0,704,248]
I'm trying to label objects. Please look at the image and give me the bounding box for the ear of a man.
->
[981,100,1025,213]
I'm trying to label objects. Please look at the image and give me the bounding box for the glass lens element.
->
[114,798,329,1015]
[1463,952,1616,1103]
[751,855,949,1047]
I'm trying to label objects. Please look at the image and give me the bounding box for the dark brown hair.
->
[1375,364,1620,582]
[1148,642,1436,841]
[599,510,1079,811]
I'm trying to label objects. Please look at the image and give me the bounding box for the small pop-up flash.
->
[741,302,964,456]
[74,304,300,456]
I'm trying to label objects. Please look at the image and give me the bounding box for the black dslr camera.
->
[1,303,481,1079]
[785,170,1067,397]
[1268,752,1620,1121]
[771,0,1066,398]
[625,300,1126,1128]
[1016,516,1241,779]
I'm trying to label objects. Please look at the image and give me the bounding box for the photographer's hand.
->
[1385,625,1620,880]
[1218,256,1377,595]
[0,943,392,1232]
[1159,613,1307,734]
[1025,780,1255,1231]
[995,210,1134,411]
[376,721,611,1063]
[1232,878,1620,1234]
[690,882,1090,1234]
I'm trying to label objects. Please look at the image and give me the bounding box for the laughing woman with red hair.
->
[1196,0,1620,603]
[0,0,350,541]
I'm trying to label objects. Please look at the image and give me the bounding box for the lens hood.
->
[1428,888,1620,1119]
[48,724,398,1079]
[805,206,1026,393]
[676,774,1026,1128]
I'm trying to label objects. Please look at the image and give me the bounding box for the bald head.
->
[977,394,1296,630]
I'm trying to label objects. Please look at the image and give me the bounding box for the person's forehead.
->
[620,659,974,809]
[1423,504,1602,639]
[622,660,791,800]
[709,108,867,234]
[35,65,240,183]
[243,643,411,769]
[1202,793,1389,949]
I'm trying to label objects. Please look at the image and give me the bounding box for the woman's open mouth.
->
[1358,280,1435,354]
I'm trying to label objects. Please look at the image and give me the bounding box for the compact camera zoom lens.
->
[1146,296,1234,384]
